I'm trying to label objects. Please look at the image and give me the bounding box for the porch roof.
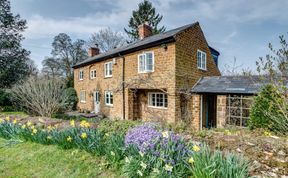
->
[191,76,286,95]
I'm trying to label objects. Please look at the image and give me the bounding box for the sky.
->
[10,0,288,72]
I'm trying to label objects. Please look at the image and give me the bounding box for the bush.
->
[62,87,78,111]
[98,119,141,135]
[249,84,288,135]
[11,77,70,117]
[0,89,12,106]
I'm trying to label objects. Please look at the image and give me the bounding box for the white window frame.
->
[138,51,154,73]
[80,90,86,103]
[148,92,168,109]
[197,50,207,70]
[90,69,96,79]
[104,62,113,78]
[105,91,113,106]
[79,69,84,80]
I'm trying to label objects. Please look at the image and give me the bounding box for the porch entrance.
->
[202,94,217,128]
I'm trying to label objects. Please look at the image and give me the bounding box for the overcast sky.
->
[10,0,288,72]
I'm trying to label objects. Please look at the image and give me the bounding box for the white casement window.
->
[80,90,86,103]
[104,62,112,77]
[197,50,207,70]
[79,69,84,80]
[90,70,96,79]
[138,52,154,73]
[148,92,168,108]
[105,91,113,106]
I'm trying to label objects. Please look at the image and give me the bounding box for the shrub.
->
[98,119,141,135]
[11,77,70,117]
[249,84,288,135]
[62,87,78,111]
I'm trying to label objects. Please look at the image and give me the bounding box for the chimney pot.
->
[88,47,100,57]
[138,22,152,40]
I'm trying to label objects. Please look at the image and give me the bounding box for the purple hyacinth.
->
[124,124,162,152]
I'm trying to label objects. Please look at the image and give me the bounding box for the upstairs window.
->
[80,90,86,103]
[148,92,168,108]
[105,91,113,106]
[197,50,207,70]
[90,70,96,79]
[138,52,154,73]
[79,70,84,80]
[105,62,112,77]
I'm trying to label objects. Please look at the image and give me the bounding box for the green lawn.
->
[0,138,120,178]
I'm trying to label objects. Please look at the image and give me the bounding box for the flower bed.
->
[0,116,249,178]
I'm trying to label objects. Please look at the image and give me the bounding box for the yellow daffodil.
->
[12,119,17,124]
[137,170,143,177]
[224,130,232,135]
[110,151,115,156]
[31,125,35,129]
[47,125,53,131]
[125,157,131,163]
[188,157,194,164]
[5,116,10,121]
[0,118,4,123]
[140,161,147,169]
[81,132,87,139]
[153,168,160,174]
[67,136,72,142]
[32,128,37,134]
[21,124,26,129]
[139,151,144,157]
[47,135,52,140]
[192,145,200,152]
[164,164,173,172]
[80,120,90,128]
[26,121,32,126]
[162,131,169,138]
[264,131,272,137]
[70,120,75,127]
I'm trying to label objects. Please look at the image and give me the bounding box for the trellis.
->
[226,95,253,127]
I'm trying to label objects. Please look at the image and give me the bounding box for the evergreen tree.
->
[124,0,166,41]
[0,0,32,88]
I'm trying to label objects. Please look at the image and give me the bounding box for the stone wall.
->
[216,95,227,128]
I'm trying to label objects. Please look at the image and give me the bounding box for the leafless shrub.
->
[11,76,70,117]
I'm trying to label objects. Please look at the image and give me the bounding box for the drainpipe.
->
[200,95,203,130]
[119,53,125,120]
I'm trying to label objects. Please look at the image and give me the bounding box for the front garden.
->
[0,112,287,177]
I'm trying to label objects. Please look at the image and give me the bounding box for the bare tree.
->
[89,28,126,52]
[41,57,63,78]
[11,76,70,117]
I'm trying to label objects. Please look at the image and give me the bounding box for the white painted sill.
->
[148,105,168,110]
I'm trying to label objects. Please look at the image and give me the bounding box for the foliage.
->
[11,77,70,117]
[187,145,249,178]
[0,0,35,88]
[0,118,249,178]
[249,84,288,135]
[253,34,288,135]
[42,33,87,78]
[62,87,78,111]
[97,119,141,135]
[89,28,126,52]
[124,0,166,41]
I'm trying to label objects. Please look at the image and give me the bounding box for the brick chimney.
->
[88,47,100,57]
[138,22,152,40]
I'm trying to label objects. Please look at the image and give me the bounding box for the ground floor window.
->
[226,95,253,127]
[80,90,86,103]
[148,92,168,108]
[105,91,113,106]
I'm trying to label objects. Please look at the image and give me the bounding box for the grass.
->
[0,111,27,116]
[0,138,121,178]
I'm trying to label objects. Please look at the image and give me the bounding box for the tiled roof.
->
[73,22,199,68]
[191,76,287,95]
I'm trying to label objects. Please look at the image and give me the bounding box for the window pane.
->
[139,55,145,72]
[164,94,168,107]
[110,93,113,104]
